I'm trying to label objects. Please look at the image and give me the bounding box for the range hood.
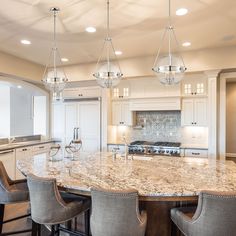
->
[129,97,181,111]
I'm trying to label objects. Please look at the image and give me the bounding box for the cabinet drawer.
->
[33,143,51,154]
[185,149,208,158]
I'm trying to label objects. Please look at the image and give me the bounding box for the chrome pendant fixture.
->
[152,0,187,85]
[93,0,123,88]
[42,7,68,101]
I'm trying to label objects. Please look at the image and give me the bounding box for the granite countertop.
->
[0,140,57,151]
[17,152,236,198]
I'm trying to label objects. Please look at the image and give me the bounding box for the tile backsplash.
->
[130,111,181,142]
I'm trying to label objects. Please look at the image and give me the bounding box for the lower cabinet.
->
[15,147,33,180]
[0,149,15,180]
[107,144,125,154]
[184,148,208,158]
[32,143,52,155]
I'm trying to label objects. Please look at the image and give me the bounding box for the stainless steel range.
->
[128,141,181,157]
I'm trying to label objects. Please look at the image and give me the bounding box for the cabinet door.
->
[79,102,101,152]
[51,103,65,141]
[64,103,78,144]
[122,102,133,126]
[0,150,15,180]
[112,102,122,125]
[15,147,32,180]
[181,99,194,126]
[194,98,207,126]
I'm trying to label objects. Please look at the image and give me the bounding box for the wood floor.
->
[2,202,85,236]
[2,202,50,236]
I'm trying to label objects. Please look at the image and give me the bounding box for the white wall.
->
[0,86,10,137]
[10,87,34,136]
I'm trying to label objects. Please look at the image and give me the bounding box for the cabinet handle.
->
[192,152,200,155]
[39,146,45,149]
[191,92,194,95]
[22,148,27,151]
[194,92,197,95]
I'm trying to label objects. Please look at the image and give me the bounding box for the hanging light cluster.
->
[152,0,187,85]
[42,7,68,101]
[93,0,123,88]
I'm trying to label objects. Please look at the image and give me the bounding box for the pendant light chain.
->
[168,0,172,66]
[53,9,57,79]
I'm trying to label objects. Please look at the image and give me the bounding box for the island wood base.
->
[139,197,198,236]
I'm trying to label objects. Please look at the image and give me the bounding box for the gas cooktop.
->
[128,141,181,156]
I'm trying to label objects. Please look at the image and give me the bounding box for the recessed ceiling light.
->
[182,42,191,47]
[115,51,123,55]
[61,58,69,62]
[176,8,188,16]
[21,39,31,45]
[17,85,22,89]
[85,27,96,33]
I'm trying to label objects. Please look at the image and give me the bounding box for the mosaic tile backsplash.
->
[130,111,181,142]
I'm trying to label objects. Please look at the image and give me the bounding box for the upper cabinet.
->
[181,73,208,97]
[112,81,130,99]
[112,101,133,126]
[63,86,102,98]
[181,98,208,127]
[112,77,180,99]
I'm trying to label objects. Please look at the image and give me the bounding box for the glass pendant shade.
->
[153,54,186,85]
[93,38,123,88]
[42,7,68,101]
[93,0,123,88]
[152,0,187,85]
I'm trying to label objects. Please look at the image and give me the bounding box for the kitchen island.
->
[17,152,236,236]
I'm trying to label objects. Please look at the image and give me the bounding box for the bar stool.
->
[27,174,90,236]
[90,188,147,236]
[171,191,236,236]
[0,160,32,235]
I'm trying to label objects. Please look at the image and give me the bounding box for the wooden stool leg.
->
[0,204,5,234]
[84,209,90,236]
[51,225,55,236]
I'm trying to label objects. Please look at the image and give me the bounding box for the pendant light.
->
[93,0,123,88]
[42,7,68,101]
[152,0,187,85]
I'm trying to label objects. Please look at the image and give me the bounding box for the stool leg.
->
[84,209,90,236]
[37,223,41,236]
[0,204,5,234]
[32,220,38,236]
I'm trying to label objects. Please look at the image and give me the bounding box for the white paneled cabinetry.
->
[181,75,207,96]
[181,98,207,126]
[63,87,102,98]
[52,101,101,152]
[112,101,133,126]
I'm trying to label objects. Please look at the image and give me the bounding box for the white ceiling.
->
[0,0,236,66]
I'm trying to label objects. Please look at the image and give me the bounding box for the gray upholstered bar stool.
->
[27,174,91,236]
[90,188,147,236]
[0,160,32,235]
[171,191,236,236]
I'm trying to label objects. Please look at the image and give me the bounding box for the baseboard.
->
[226,153,236,158]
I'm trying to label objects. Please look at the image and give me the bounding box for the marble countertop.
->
[0,140,56,151]
[17,152,236,198]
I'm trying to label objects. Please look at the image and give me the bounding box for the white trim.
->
[226,153,236,158]
[219,72,236,160]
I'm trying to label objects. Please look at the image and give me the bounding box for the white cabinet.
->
[107,144,125,153]
[181,98,207,126]
[15,147,33,180]
[63,86,102,98]
[112,101,133,126]
[112,82,130,99]
[32,143,51,155]
[182,75,207,96]
[0,149,15,180]
[52,101,101,152]
[184,148,208,158]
